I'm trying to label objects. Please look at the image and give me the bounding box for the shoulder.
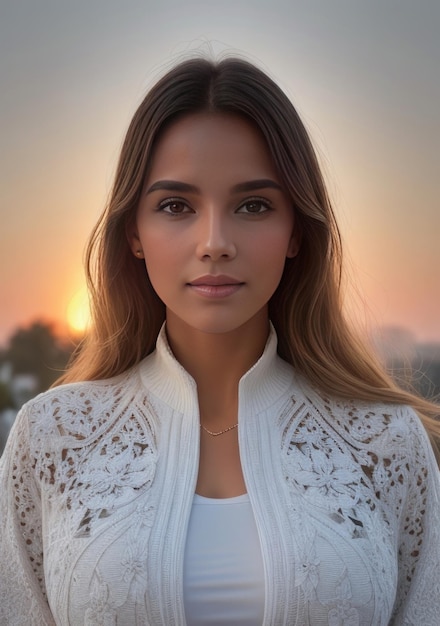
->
[18,363,146,447]
[326,396,432,461]
[292,376,428,452]
[9,362,159,499]
[282,383,439,525]
[284,378,439,495]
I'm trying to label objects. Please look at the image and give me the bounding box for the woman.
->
[1,57,439,626]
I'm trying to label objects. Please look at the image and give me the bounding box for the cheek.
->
[144,254,172,284]
[251,238,291,296]
[252,229,293,264]
[141,241,167,282]
[141,230,174,265]
[142,240,188,302]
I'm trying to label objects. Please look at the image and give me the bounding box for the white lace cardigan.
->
[1,325,439,626]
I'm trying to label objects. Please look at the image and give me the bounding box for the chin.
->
[167,308,269,338]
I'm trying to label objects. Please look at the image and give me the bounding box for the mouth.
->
[187,275,244,298]
[188,275,243,286]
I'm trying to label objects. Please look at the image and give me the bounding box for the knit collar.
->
[138,322,294,416]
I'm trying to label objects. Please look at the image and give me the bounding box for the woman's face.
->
[131,112,298,337]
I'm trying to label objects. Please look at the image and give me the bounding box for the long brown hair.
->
[56,57,440,438]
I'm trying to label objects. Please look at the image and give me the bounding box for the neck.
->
[165,313,270,422]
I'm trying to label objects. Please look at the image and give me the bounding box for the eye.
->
[236,198,272,215]
[157,198,192,215]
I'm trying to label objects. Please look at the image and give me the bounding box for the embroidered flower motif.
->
[81,445,152,509]
[327,568,360,626]
[295,415,324,447]
[121,545,148,592]
[291,447,361,509]
[385,415,408,441]
[131,503,156,527]
[119,517,152,597]
[295,553,320,600]
[84,574,117,626]
[328,601,360,626]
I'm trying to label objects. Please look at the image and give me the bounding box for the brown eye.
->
[158,199,192,215]
[237,199,272,214]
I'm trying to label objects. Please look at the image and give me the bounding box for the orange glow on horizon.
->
[66,287,91,335]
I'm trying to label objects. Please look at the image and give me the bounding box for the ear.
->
[286,231,300,259]
[126,222,144,259]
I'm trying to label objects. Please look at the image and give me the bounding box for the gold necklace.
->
[201,423,238,437]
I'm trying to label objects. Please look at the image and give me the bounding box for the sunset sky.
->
[1,0,439,345]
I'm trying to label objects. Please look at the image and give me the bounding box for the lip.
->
[188,274,243,286]
[187,275,244,298]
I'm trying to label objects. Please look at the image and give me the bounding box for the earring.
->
[135,249,144,258]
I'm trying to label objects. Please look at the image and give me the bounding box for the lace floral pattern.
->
[31,380,158,537]
[1,344,439,626]
[84,574,117,626]
[281,387,438,624]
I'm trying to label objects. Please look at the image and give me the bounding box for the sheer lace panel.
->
[281,390,435,621]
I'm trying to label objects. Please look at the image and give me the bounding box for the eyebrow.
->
[145,178,284,195]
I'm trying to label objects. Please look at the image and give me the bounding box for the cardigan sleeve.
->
[0,404,56,626]
[390,408,440,625]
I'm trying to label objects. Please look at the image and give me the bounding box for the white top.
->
[183,493,265,625]
[0,323,439,625]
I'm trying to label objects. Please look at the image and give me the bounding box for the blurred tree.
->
[4,321,75,393]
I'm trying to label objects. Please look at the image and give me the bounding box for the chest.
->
[40,438,398,626]
[36,394,403,625]
[196,428,247,497]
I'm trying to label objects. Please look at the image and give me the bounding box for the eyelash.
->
[236,197,273,214]
[157,198,191,215]
[156,196,273,216]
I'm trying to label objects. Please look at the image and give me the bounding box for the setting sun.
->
[66,286,91,334]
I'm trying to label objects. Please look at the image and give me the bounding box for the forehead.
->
[147,112,280,183]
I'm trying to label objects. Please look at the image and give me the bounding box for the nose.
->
[195,209,237,261]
